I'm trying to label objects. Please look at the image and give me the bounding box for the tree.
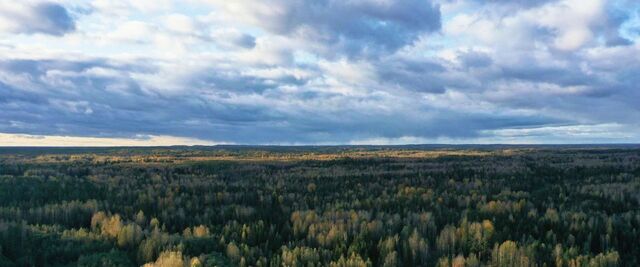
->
[135,210,147,226]
[103,214,123,238]
[192,225,210,238]
[226,242,241,263]
[117,224,143,248]
[77,250,135,267]
[490,241,534,267]
[143,250,185,267]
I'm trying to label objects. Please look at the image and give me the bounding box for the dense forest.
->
[0,146,638,267]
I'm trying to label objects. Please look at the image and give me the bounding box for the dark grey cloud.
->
[249,0,441,57]
[453,47,640,128]
[0,58,311,142]
[499,64,596,87]
[375,58,448,93]
[1,45,638,144]
[234,34,256,49]
[0,2,76,36]
[32,2,76,35]
[291,109,560,142]
[0,57,567,144]
[458,51,493,68]
[190,68,309,94]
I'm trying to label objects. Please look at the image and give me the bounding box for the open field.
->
[1,146,639,266]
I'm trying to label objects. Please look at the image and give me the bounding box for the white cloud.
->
[90,0,173,16]
[444,0,607,51]
[106,21,155,43]
[164,14,197,34]
[525,0,605,51]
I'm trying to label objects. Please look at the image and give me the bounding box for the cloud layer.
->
[0,0,638,145]
[0,2,75,36]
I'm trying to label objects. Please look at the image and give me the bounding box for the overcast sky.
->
[0,0,639,146]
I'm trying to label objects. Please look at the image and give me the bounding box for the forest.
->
[0,146,638,267]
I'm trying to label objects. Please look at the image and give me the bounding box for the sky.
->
[0,0,639,146]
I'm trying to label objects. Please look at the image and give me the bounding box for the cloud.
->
[458,50,493,68]
[107,21,155,43]
[601,3,633,46]
[210,30,256,49]
[0,56,565,144]
[0,0,638,145]
[207,0,441,57]
[445,0,635,51]
[375,57,448,93]
[474,0,557,9]
[0,2,75,36]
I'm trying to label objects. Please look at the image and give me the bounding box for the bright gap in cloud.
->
[0,133,219,147]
